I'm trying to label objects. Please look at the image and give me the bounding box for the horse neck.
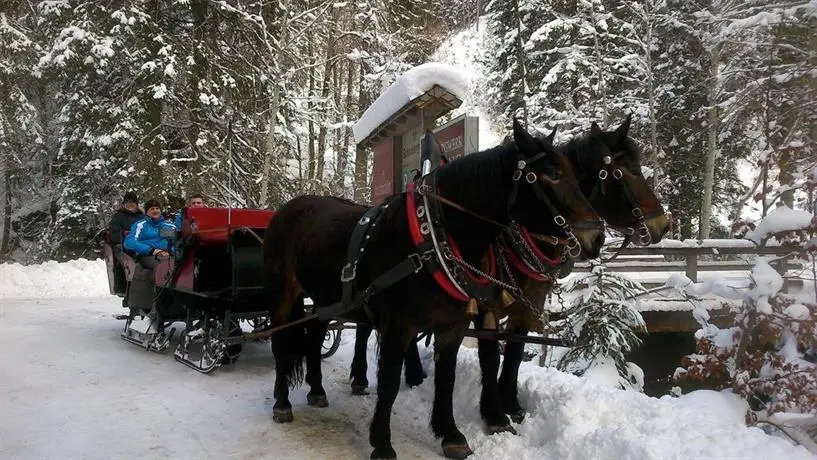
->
[434,149,512,261]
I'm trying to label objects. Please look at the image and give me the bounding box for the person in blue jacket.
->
[124,198,176,269]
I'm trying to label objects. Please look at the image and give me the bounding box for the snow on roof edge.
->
[352,62,471,145]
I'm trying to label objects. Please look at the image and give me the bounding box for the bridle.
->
[587,151,663,247]
[505,150,604,260]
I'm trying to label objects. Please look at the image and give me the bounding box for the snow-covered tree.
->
[0,3,53,261]
[558,263,648,392]
[678,208,817,428]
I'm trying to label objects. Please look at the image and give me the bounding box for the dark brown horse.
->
[261,120,605,459]
[480,114,668,431]
[349,115,669,434]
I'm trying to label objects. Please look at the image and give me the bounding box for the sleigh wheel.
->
[321,324,342,359]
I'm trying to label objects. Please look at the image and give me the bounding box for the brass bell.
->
[483,311,497,330]
[466,298,479,315]
[501,289,516,307]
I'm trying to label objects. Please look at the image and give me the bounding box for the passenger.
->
[108,191,143,247]
[124,199,177,269]
[174,193,206,230]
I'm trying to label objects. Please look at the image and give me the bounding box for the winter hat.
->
[122,191,138,204]
[144,199,162,211]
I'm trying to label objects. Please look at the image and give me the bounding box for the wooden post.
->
[685,250,698,282]
[774,257,789,293]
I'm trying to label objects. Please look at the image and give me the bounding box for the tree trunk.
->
[337,52,354,196]
[307,39,317,187]
[513,0,528,125]
[353,63,370,204]
[644,3,660,191]
[590,4,608,124]
[259,0,292,207]
[0,148,10,258]
[315,18,336,195]
[142,0,165,194]
[331,58,343,194]
[699,44,719,239]
[186,0,209,193]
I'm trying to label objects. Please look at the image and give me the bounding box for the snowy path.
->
[1,292,813,460]
[0,297,438,459]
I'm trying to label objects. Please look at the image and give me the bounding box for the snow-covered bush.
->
[557,262,648,391]
[678,209,817,421]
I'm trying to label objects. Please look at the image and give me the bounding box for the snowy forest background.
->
[1,0,815,262]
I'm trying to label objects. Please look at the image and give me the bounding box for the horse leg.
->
[270,321,306,423]
[350,323,372,395]
[369,320,415,460]
[497,329,528,424]
[432,324,473,459]
[266,278,306,424]
[305,319,330,407]
[478,333,515,434]
[403,336,426,387]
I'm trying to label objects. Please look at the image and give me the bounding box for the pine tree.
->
[0,3,53,261]
[558,263,648,391]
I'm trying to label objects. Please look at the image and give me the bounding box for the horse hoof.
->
[488,424,517,435]
[405,376,425,388]
[507,409,525,424]
[442,443,473,459]
[370,446,396,459]
[351,384,369,395]
[307,394,328,407]
[272,407,293,423]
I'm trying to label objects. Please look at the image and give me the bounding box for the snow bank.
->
[0,258,109,299]
[352,62,471,143]
[450,349,812,460]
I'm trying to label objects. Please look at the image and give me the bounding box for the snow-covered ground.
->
[1,259,813,459]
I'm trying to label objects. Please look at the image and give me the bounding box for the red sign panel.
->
[433,119,465,161]
[371,138,394,205]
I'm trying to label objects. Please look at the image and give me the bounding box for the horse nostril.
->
[593,233,604,249]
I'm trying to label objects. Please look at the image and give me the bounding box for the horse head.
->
[508,119,605,259]
[565,114,668,245]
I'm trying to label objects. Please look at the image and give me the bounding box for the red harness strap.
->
[406,182,497,302]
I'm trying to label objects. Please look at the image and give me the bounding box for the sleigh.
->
[101,206,343,373]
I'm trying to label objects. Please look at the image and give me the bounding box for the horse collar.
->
[406,174,499,306]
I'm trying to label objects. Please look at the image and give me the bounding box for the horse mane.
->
[434,143,515,209]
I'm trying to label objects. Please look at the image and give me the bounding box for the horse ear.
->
[512,118,538,156]
[615,113,632,139]
[546,126,557,143]
[590,121,603,135]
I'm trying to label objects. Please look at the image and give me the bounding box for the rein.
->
[416,186,508,230]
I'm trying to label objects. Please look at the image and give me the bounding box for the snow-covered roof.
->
[353,62,470,145]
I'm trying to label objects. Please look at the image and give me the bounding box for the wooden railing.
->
[573,239,806,288]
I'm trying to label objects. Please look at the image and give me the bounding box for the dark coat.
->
[108,208,144,244]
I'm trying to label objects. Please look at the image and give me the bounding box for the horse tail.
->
[263,211,307,390]
[282,294,307,389]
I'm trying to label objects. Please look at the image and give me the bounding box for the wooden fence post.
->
[685,249,698,282]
